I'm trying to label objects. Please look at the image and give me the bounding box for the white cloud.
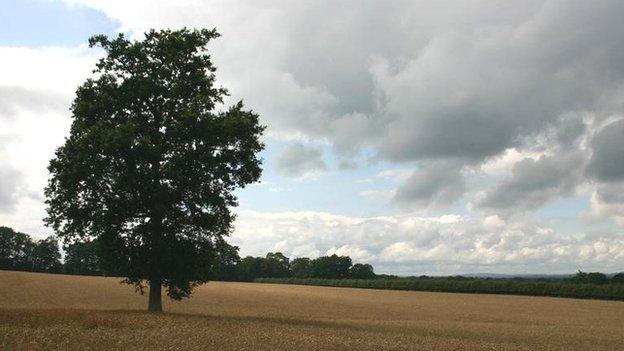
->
[232,209,624,274]
[480,148,546,176]
[0,46,99,236]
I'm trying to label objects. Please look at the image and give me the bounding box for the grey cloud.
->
[553,114,586,147]
[376,1,624,163]
[0,167,22,213]
[71,1,624,167]
[0,86,67,119]
[77,2,624,208]
[0,138,24,213]
[587,119,624,182]
[478,152,585,211]
[328,112,382,156]
[393,161,465,208]
[273,142,327,178]
[596,183,624,205]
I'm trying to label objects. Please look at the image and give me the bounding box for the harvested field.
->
[1,270,624,350]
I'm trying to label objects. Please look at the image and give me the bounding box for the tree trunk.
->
[148,278,163,312]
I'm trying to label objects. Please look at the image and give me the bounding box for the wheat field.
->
[1,270,624,350]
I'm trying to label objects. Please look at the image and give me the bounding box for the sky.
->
[1,0,624,275]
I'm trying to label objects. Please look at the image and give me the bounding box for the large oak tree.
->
[45,28,264,312]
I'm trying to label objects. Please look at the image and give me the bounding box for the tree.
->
[264,252,290,278]
[290,257,312,278]
[64,240,101,275]
[0,226,35,271]
[31,236,62,273]
[571,271,609,285]
[237,256,265,282]
[612,273,624,284]
[349,263,375,279]
[45,28,265,312]
[212,240,241,281]
[311,255,352,279]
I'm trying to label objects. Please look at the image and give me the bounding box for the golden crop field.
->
[1,270,624,350]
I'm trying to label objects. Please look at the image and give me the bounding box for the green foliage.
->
[236,252,291,281]
[310,254,352,279]
[570,271,609,285]
[612,273,624,284]
[290,257,312,278]
[0,227,61,273]
[44,28,265,303]
[211,240,241,281]
[0,226,34,271]
[349,263,375,279]
[64,240,101,275]
[237,256,266,282]
[31,236,62,273]
[264,252,290,278]
[256,277,624,301]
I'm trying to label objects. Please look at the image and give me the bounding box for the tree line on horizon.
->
[0,225,375,281]
[5,225,624,286]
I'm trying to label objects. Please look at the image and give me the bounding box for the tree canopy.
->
[310,254,352,279]
[349,263,375,279]
[64,240,101,276]
[0,226,61,273]
[44,28,265,311]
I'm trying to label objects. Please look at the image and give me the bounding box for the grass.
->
[2,270,624,350]
[255,277,624,300]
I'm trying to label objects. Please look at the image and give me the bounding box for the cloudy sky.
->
[2,0,624,275]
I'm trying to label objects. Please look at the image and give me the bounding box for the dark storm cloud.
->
[273,142,327,178]
[587,119,624,182]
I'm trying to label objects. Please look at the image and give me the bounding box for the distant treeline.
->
[1,226,102,275]
[3,225,624,301]
[215,250,375,281]
[256,275,624,301]
[0,226,375,280]
[0,227,63,273]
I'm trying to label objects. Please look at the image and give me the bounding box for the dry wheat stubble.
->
[1,270,623,350]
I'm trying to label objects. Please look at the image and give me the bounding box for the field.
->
[2,271,624,350]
